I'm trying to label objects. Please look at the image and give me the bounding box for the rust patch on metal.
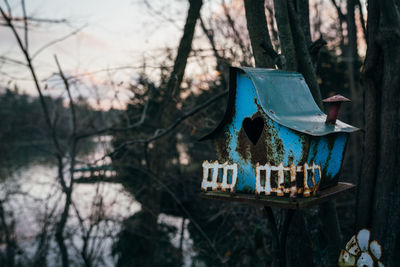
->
[214,130,230,163]
[234,111,285,168]
[201,160,322,198]
[250,127,271,166]
[261,115,284,166]
[298,134,309,163]
[236,127,251,160]
[254,162,321,197]
[324,135,336,172]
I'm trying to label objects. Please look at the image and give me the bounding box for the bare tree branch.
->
[108,88,227,157]
[132,166,224,262]
[199,16,230,85]
[223,0,251,64]
[244,0,276,68]
[75,97,150,140]
[0,6,76,266]
[54,55,77,139]
[21,0,28,52]
[356,0,367,41]
[330,0,346,20]
[143,0,181,30]
[0,56,26,66]
[2,0,12,17]
[0,14,67,24]
[32,25,86,59]
[86,88,227,167]
[0,5,64,156]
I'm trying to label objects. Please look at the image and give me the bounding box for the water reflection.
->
[0,137,195,266]
[0,138,140,266]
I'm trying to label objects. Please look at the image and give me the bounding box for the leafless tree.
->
[356,0,400,265]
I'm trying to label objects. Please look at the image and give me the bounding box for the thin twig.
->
[8,16,67,23]
[108,89,228,156]
[0,56,26,66]
[54,55,77,138]
[21,0,28,52]
[133,166,224,262]
[85,88,228,167]
[32,25,86,59]
[143,0,181,30]
[75,97,150,140]
[1,6,73,265]
[3,0,12,17]
[44,65,173,83]
[0,6,63,156]
[221,0,250,61]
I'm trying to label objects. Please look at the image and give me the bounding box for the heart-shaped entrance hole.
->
[242,117,264,145]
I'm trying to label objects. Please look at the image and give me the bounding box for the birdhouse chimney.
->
[323,95,351,125]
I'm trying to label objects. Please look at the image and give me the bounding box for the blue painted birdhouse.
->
[200,67,358,198]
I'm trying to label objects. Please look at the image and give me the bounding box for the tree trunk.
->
[274,0,298,70]
[318,201,342,266]
[244,0,275,68]
[346,0,362,185]
[288,2,343,263]
[287,4,343,264]
[346,0,358,100]
[287,0,322,108]
[246,1,344,265]
[297,0,312,47]
[246,2,315,266]
[356,0,400,265]
[286,212,314,267]
[166,0,203,97]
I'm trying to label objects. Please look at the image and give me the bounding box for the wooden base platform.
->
[201,182,355,210]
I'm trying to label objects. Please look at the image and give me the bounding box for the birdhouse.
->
[200,67,358,198]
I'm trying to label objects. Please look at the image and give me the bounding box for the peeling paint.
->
[201,161,238,192]
[200,67,357,197]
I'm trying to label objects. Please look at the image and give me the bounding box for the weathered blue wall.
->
[216,72,348,193]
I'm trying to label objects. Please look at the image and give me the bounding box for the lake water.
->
[0,137,195,266]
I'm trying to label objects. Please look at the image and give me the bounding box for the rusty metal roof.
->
[201,67,358,140]
[240,67,358,136]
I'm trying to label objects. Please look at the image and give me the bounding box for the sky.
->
[0,0,367,110]
[0,0,220,109]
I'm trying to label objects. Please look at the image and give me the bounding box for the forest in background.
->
[0,0,399,266]
[0,88,121,143]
